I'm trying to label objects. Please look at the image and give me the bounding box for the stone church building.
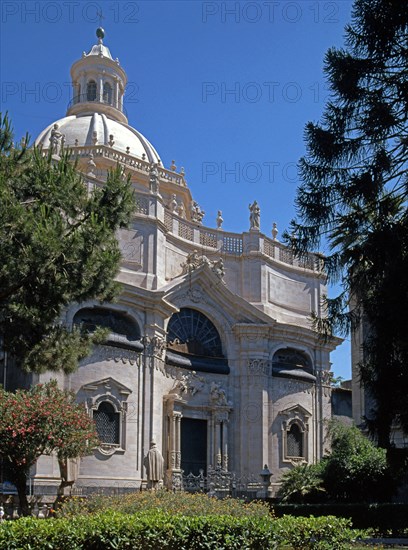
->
[15,30,342,495]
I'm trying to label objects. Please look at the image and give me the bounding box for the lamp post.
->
[257,464,273,499]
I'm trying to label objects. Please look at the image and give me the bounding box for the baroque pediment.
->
[81,377,132,396]
[279,404,311,418]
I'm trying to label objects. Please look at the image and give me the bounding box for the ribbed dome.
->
[34,113,161,163]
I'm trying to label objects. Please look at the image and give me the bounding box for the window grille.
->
[287,424,303,457]
[167,308,223,357]
[94,402,120,445]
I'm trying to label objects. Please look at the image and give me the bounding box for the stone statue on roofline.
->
[249,200,260,231]
[49,123,65,157]
[144,440,164,490]
[216,210,223,229]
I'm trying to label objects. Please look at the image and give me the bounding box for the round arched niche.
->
[73,307,143,351]
[166,308,229,374]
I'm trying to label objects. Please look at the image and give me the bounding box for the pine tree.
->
[285,0,408,449]
[0,113,135,374]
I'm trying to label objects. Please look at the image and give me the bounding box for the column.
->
[98,76,104,103]
[166,410,183,491]
[215,420,222,467]
[114,78,119,109]
[80,72,86,102]
[222,421,228,471]
[168,413,176,470]
[175,414,181,469]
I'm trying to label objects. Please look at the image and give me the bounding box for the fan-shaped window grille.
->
[167,308,223,357]
[103,82,112,104]
[273,349,312,373]
[73,308,140,341]
[94,402,120,445]
[287,423,303,457]
[87,80,97,101]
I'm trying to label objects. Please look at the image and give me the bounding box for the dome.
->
[34,113,161,163]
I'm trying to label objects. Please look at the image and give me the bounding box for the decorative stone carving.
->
[211,258,225,282]
[81,345,142,367]
[92,130,98,145]
[190,200,205,223]
[316,369,332,396]
[172,372,205,396]
[316,369,332,386]
[108,134,115,147]
[247,358,269,376]
[171,471,183,491]
[181,250,205,274]
[179,285,206,304]
[214,410,230,422]
[180,251,225,283]
[145,335,166,359]
[249,200,260,231]
[210,382,231,407]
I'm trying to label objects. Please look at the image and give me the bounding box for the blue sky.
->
[0,0,354,379]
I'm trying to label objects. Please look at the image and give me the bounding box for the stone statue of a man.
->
[144,440,164,489]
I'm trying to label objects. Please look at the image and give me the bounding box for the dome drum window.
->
[103,82,113,105]
[86,80,97,102]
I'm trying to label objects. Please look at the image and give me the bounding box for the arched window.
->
[287,423,304,458]
[87,80,97,102]
[272,348,315,382]
[103,82,113,104]
[167,308,223,357]
[273,349,312,372]
[94,402,120,445]
[73,307,142,351]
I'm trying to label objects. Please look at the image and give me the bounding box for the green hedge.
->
[273,503,408,535]
[0,511,355,550]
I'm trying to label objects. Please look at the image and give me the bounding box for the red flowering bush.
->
[0,380,98,515]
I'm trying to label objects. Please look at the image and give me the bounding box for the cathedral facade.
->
[29,30,340,495]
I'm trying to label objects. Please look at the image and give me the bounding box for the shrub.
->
[0,511,275,550]
[56,489,271,519]
[0,509,358,549]
[273,503,408,537]
[322,422,393,502]
[274,515,355,550]
[277,422,395,505]
[277,463,326,503]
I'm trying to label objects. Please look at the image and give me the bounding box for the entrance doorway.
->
[181,418,207,475]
